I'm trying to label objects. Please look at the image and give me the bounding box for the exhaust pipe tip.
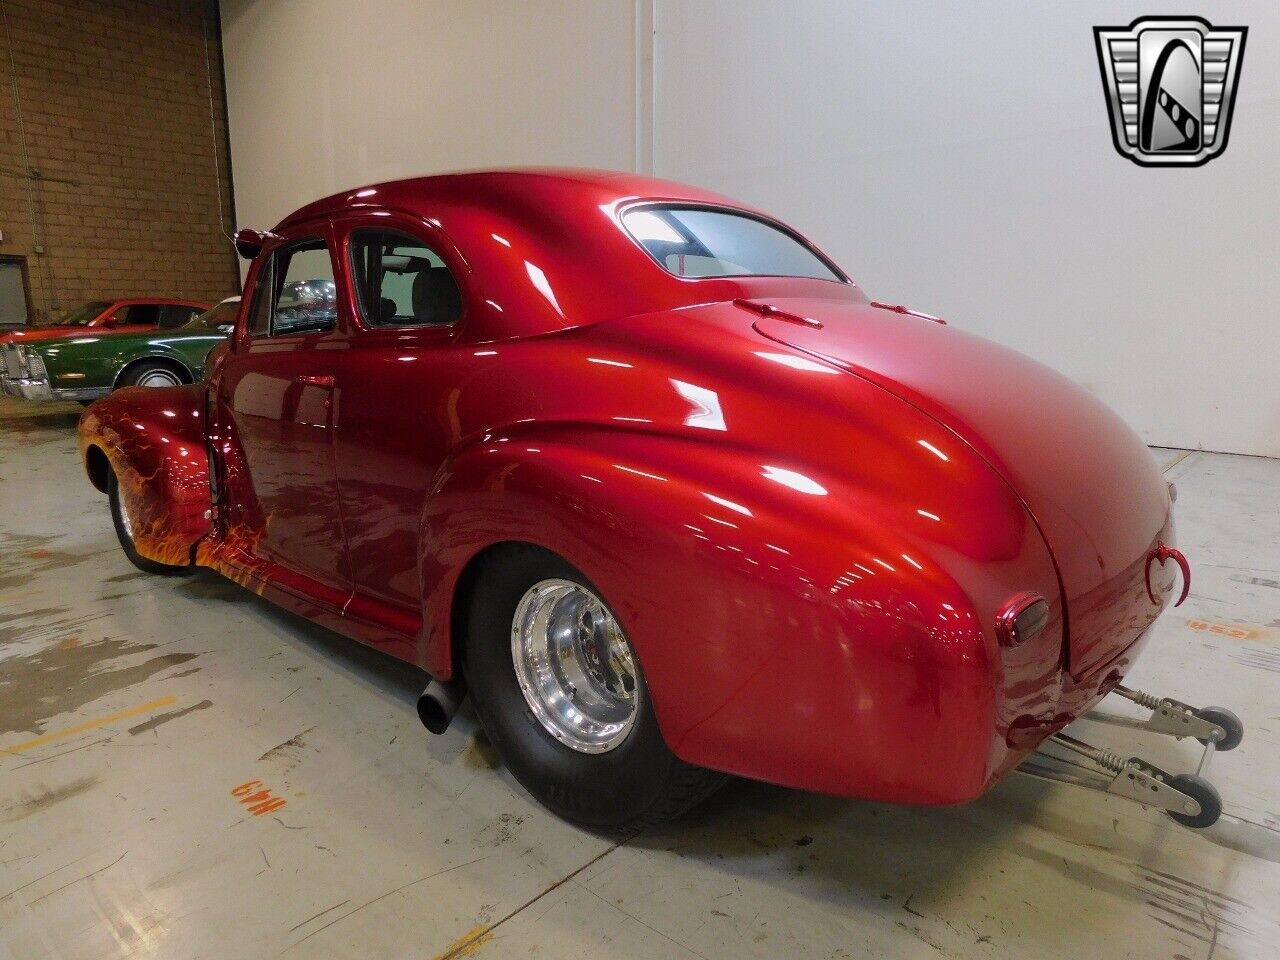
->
[417,677,466,735]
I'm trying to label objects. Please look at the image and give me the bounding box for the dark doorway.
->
[0,257,32,328]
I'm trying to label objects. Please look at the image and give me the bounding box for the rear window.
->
[621,206,841,281]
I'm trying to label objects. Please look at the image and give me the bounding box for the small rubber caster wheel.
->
[1194,706,1243,751]
[1166,774,1222,828]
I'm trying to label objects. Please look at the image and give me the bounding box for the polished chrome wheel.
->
[511,578,637,753]
[137,368,181,388]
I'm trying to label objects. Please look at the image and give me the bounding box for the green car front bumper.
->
[1,372,108,402]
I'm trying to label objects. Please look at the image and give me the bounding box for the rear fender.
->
[78,384,212,566]
[421,423,1062,804]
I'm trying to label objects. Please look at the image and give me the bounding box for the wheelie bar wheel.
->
[1020,732,1227,829]
[1104,684,1245,752]
[1193,706,1243,752]
[1165,774,1222,829]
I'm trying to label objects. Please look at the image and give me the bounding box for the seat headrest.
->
[411,267,462,326]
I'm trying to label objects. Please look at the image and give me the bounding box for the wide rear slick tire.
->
[462,544,721,833]
[107,467,193,576]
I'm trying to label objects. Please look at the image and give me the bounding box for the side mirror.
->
[217,324,235,333]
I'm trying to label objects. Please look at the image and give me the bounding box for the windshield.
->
[183,300,239,331]
[621,206,842,281]
[60,301,111,326]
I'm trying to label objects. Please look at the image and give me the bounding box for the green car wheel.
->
[120,360,187,388]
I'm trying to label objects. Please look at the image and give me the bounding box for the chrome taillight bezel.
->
[996,591,1050,647]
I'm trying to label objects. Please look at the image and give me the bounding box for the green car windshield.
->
[182,300,239,331]
[61,301,111,326]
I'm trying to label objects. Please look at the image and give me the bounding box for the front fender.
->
[79,384,212,566]
[37,335,141,391]
[421,420,1063,805]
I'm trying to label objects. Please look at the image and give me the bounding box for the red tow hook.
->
[1145,541,1191,607]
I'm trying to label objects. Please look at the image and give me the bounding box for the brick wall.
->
[0,0,238,326]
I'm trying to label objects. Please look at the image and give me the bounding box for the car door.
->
[215,223,351,606]
[329,216,469,654]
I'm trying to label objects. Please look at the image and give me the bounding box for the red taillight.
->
[996,592,1049,647]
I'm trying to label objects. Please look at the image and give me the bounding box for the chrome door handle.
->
[296,374,334,388]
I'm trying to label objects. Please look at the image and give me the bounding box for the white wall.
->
[220,0,639,228]
[221,1,1279,456]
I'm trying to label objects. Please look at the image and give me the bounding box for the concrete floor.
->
[1,395,1278,960]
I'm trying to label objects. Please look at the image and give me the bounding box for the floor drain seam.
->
[438,832,635,959]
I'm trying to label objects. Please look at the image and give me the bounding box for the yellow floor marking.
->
[432,926,493,959]
[0,695,177,756]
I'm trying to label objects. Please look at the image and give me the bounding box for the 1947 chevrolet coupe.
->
[78,169,1241,831]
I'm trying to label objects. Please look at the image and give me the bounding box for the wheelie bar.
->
[1086,684,1243,752]
[1019,684,1244,828]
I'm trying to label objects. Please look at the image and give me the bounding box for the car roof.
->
[268,168,852,340]
[107,298,209,306]
[274,168,748,229]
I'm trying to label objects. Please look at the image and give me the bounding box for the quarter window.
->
[247,238,339,337]
[248,257,273,335]
[349,229,462,328]
[621,206,842,282]
[273,240,338,335]
[158,305,200,329]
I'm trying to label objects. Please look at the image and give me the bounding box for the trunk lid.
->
[735,296,1174,680]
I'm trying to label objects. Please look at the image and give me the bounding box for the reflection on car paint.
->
[78,170,1183,807]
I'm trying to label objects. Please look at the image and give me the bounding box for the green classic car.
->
[4,297,239,403]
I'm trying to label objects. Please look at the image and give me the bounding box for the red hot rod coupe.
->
[79,170,1240,830]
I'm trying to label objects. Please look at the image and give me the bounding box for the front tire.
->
[107,467,192,576]
[462,545,721,832]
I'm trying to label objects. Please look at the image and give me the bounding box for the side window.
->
[272,240,338,335]
[119,304,160,326]
[245,238,337,338]
[349,229,462,328]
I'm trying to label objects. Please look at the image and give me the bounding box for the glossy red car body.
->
[79,170,1180,806]
[0,297,210,347]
